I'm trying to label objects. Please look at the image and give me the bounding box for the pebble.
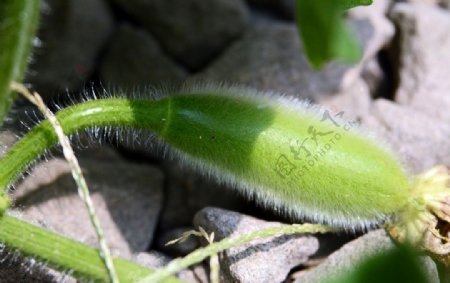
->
[195,11,393,101]
[390,3,450,124]
[99,24,188,90]
[112,0,250,70]
[194,207,319,283]
[362,99,450,173]
[292,230,439,283]
[26,0,114,95]
[13,154,163,258]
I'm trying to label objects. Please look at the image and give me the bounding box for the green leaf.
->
[0,0,41,126]
[295,0,372,69]
[323,245,432,283]
[338,0,373,10]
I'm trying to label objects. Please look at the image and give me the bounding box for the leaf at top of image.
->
[0,0,41,126]
[338,0,373,11]
[295,0,372,69]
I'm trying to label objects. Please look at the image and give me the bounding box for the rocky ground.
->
[1,0,450,282]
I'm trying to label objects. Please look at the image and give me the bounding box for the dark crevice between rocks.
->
[106,0,140,27]
[150,169,170,252]
[99,2,195,75]
[367,33,401,101]
[104,0,246,74]
[370,9,403,101]
[371,47,398,101]
[116,143,164,165]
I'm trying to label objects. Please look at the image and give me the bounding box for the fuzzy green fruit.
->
[0,86,411,229]
[156,93,411,229]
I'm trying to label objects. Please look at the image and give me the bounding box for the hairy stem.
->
[11,82,120,283]
[0,0,41,125]
[0,98,168,194]
[0,93,411,228]
[0,213,183,283]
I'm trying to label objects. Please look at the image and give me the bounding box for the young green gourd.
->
[1,85,449,263]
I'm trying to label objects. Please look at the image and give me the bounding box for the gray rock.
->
[26,0,114,95]
[319,78,372,120]
[0,130,16,158]
[348,0,394,97]
[74,144,125,162]
[390,3,450,124]
[158,160,248,232]
[362,99,450,173]
[402,0,446,5]
[193,20,344,100]
[191,20,306,98]
[12,155,164,258]
[112,0,250,70]
[1,104,42,141]
[194,207,319,283]
[349,0,393,57]
[12,146,124,200]
[135,251,209,283]
[12,159,72,200]
[134,250,171,268]
[177,265,209,283]
[445,0,450,8]
[361,56,385,97]
[155,226,200,256]
[194,13,393,101]
[99,24,188,89]
[292,230,439,283]
[1,105,47,158]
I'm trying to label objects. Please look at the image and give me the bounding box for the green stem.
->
[0,0,41,125]
[138,224,333,283]
[0,214,183,283]
[1,92,411,226]
[0,98,169,194]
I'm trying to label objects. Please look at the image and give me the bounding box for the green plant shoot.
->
[0,86,410,228]
[0,0,41,125]
[2,85,450,267]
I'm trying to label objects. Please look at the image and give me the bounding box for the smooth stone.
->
[135,251,209,283]
[194,11,393,101]
[362,99,450,173]
[112,0,250,70]
[158,160,248,232]
[99,24,188,90]
[13,155,164,258]
[292,230,439,283]
[390,3,450,124]
[194,207,319,283]
[26,0,114,95]
[155,226,200,256]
